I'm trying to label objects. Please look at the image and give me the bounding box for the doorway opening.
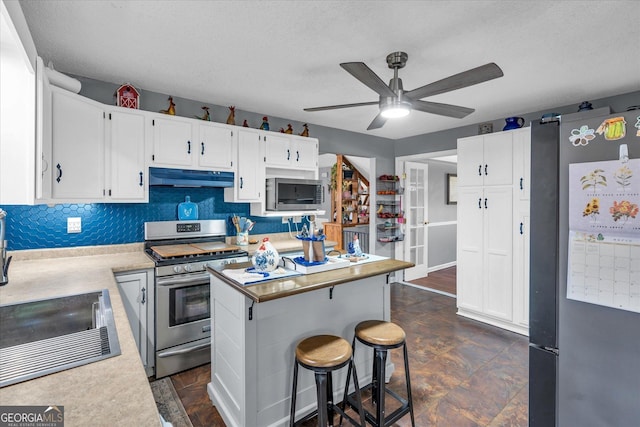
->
[395,150,457,296]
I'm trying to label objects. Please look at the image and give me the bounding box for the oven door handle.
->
[156,272,211,287]
[157,340,210,358]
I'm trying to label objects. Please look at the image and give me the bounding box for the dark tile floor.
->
[170,281,529,426]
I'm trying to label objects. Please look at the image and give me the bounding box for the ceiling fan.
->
[304,51,504,130]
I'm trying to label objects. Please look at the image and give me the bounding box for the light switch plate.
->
[67,217,81,233]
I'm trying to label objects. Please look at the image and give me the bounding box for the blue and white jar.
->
[251,237,280,272]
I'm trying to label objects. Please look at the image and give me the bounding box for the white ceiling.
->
[19,0,640,140]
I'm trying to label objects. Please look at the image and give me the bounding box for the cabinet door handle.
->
[56,164,62,183]
[240,177,244,189]
[478,165,482,176]
[484,198,488,209]
[287,149,290,161]
[485,164,488,176]
[201,142,205,155]
[139,171,144,187]
[187,140,191,154]
[141,287,146,304]
[296,151,300,162]
[478,198,482,209]
[520,222,524,235]
[520,177,524,190]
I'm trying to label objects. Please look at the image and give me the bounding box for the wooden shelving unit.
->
[323,154,369,250]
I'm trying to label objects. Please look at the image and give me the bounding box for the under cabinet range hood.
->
[148,167,234,188]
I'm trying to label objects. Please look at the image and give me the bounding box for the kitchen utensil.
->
[178,196,198,220]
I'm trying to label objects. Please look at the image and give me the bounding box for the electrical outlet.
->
[292,216,302,223]
[282,216,292,224]
[67,217,81,233]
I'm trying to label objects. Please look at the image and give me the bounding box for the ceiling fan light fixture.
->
[380,102,411,119]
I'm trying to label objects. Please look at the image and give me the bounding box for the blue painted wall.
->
[1,187,296,250]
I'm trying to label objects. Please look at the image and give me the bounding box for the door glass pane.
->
[410,247,417,264]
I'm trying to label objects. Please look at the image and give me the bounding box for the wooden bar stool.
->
[290,334,366,427]
[344,320,415,427]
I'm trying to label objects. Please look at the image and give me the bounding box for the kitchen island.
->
[0,245,161,427]
[206,257,413,427]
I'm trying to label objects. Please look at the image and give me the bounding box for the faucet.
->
[0,209,11,286]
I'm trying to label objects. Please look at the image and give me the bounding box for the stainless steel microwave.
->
[266,178,323,211]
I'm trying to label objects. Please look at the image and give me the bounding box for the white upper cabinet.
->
[51,87,105,200]
[458,131,513,187]
[264,133,318,170]
[512,127,531,201]
[151,115,194,167]
[197,121,235,170]
[107,108,148,201]
[225,128,263,202]
[150,114,236,172]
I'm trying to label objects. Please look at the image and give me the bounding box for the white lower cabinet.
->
[115,270,154,375]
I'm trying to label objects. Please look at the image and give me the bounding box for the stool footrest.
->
[346,384,412,427]
[292,403,363,427]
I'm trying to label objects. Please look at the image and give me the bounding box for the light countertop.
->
[0,244,160,427]
[209,258,413,303]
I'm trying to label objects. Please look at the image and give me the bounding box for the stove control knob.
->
[173,265,183,273]
[184,264,193,272]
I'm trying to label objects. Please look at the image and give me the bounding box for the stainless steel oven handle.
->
[157,340,210,358]
[156,272,210,287]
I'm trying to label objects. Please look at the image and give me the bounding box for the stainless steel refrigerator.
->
[529,108,640,426]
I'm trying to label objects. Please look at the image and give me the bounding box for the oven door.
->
[156,272,211,351]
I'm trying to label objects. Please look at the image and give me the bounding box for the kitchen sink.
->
[0,289,121,387]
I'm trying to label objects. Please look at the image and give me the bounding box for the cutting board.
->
[191,242,241,252]
[150,244,207,258]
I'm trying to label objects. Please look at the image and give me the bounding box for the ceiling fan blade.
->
[367,113,388,130]
[340,62,397,98]
[412,100,475,118]
[405,63,504,100]
[304,101,378,112]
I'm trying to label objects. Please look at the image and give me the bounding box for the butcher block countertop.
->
[208,258,413,303]
[0,244,160,427]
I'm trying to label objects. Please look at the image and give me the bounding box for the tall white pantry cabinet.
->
[456,127,530,336]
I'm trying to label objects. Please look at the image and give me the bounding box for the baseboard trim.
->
[428,261,456,273]
[398,281,456,298]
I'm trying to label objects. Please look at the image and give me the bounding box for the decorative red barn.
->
[116,83,140,109]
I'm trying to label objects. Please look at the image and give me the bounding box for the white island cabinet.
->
[207,259,412,427]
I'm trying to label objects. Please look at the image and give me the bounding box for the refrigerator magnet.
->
[569,125,596,146]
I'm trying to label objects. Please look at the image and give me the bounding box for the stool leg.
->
[290,361,299,427]
[403,343,415,427]
[374,348,387,426]
[327,371,334,426]
[350,357,367,427]
[371,347,378,406]
[316,371,329,427]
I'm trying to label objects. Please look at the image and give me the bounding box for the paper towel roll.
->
[45,66,81,93]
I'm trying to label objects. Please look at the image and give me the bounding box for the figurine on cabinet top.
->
[226,106,236,125]
[195,106,210,121]
[299,123,309,137]
[115,83,140,109]
[259,116,269,131]
[160,96,176,115]
[242,119,249,127]
[284,124,293,134]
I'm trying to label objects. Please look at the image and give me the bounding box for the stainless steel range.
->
[144,219,248,378]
